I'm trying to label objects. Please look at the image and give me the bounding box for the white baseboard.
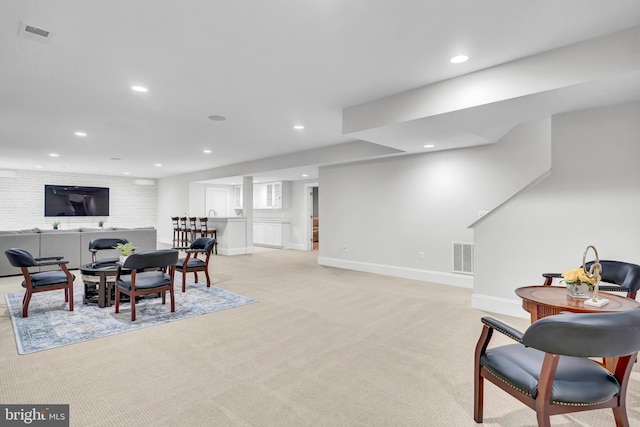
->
[317,257,473,288]
[221,247,253,256]
[471,293,529,319]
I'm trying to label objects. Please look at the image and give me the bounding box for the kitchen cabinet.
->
[234,181,284,209]
[253,218,290,248]
[265,182,282,208]
[254,181,283,209]
[234,185,243,209]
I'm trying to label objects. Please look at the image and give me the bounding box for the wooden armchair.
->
[474,310,640,426]
[89,237,129,265]
[542,260,640,299]
[115,249,178,321]
[175,237,215,292]
[5,248,75,317]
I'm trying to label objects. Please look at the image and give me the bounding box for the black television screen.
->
[44,185,110,217]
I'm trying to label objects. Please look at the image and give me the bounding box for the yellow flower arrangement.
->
[561,267,596,285]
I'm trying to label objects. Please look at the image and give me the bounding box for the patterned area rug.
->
[5,280,257,354]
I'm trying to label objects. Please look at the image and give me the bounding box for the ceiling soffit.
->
[343,26,640,153]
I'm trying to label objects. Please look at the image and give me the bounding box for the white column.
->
[243,176,253,253]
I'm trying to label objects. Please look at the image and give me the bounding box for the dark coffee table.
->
[80,261,119,308]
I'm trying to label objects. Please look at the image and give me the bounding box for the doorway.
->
[306,183,319,251]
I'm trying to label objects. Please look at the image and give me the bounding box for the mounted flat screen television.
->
[44,185,110,217]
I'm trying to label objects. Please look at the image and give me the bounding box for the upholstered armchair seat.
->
[22,270,76,289]
[116,271,172,291]
[481,343,620,405]
[177,257,206,269]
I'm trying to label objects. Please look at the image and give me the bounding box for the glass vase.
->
[566,282,590,299]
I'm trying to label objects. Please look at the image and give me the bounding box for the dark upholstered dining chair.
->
[5,248,75,317]
[542,260,640,299]
[474,310,640,427]
[114,249,178,321]
[175,237,215,292]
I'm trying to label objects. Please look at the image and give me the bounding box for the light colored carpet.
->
[0,249,639,426]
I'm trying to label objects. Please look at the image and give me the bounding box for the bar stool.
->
[171,217,181,248]
[188,217,198,244]
[179,217,188,247]
[199,217,218,254]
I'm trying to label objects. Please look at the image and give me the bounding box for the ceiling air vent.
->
[25,25,49,38]
[18,21,54,43]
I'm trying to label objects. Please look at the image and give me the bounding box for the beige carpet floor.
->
[1,248,639,426]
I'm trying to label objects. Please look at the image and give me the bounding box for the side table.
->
[515,285,640,323]
[80,262,119,308]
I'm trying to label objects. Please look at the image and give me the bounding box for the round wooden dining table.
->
[516,285,640,372]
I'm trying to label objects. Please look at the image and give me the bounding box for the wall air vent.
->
[453,242,474,274]
[18,21,54,43]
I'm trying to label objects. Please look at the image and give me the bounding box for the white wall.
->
[318,119,551,287]
[188,183,235,218]
[0,170,157,230]
[473,100,640,317]
[157,174,191,244]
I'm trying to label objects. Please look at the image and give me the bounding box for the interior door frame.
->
[305,182,319,251]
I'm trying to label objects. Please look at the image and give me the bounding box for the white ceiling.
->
[1,1,640,183]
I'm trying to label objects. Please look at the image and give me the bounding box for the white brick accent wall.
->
[0,170,157,230]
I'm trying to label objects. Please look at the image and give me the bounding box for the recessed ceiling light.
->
[35,165,42,168]
[123,172,130,175]
[208,115,226,121]
[155,163,162,167]
[294,125,304,130]
[450,55,468,64]
[424,144,435,148]
[74,131,87,137]
[301,174,308,177]
[49,153,59,157]
[203,149,212,154]
[131,85,148,93]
